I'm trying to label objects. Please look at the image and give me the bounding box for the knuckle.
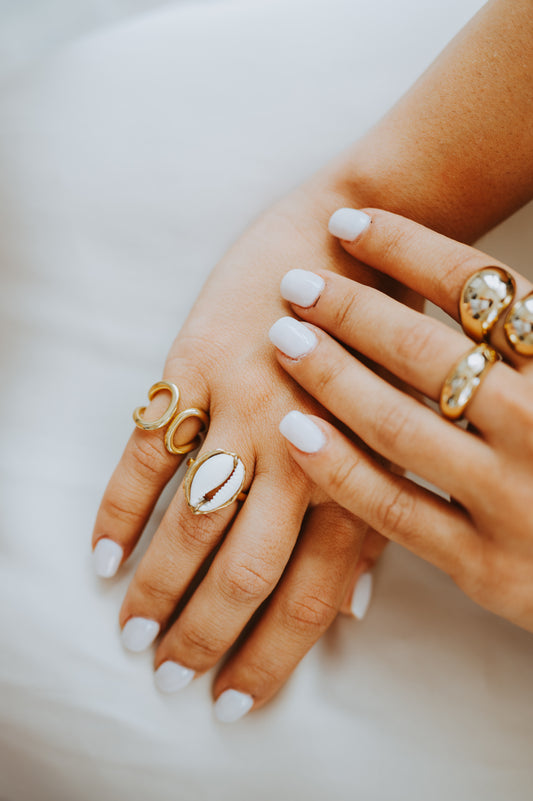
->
[328,453,361,499]
[283,590,337,635]
[242,659,282,693]
[332,289,360,334]
[102,492,143,524]
[219,559,274,606]
[130,435,169,481]
[394,319,439,367]
[373,403,415,454]
[372,485,416,537]
[174,511,223,555]
[312,358,346,398]
[135,568,177,605]
[180,625,223,662]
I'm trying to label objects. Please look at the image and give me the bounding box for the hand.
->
[273,208,533,632]
[91,190,400,721]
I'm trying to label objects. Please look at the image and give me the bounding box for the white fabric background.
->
[1,1,533,799]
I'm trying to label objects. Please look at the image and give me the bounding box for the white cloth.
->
[1,1,533,799]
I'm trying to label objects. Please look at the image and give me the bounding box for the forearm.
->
[310,0,533,243]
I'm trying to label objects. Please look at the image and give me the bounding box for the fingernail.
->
[93,538,123,578]
[154,661,195,693]
[350,572,373,620]
[280,269,325,308]
[279,410,326,453]
[214,689,254,723]
[121,617,160,652]
[328,208,371,242]
[268,317,318,359]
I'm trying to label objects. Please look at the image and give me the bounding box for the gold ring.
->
[440,343,500,420]
[503,291,533,357]
[459,267,516,342]
[183,449,248,514]
[133,381,209,455]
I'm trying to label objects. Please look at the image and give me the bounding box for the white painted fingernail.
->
[280,269,325,307]
[121,617,160,652]
[350,572,373,620]
[214,689,254,723]
[328,208,371,242]
[279,410,326,453]
[93,538,123,578]
[154,661,195,693]
[268,317,318,359]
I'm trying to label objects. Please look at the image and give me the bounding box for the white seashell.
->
[185,451,246,514]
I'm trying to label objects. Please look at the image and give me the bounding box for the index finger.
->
[328,207,533,368]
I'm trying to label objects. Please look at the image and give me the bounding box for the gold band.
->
[440,343,500,421]
[503,291,533,357]
[459,267,516,342]
[133,381,209,455]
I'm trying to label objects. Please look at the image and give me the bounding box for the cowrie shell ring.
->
[133,381,209,455]
[183,450,247,514]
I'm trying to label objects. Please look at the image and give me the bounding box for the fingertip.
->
[328,208,371,243]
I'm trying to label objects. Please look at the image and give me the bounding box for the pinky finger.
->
[279,411,479,581]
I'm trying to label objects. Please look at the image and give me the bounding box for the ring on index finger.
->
[133,380,209,455]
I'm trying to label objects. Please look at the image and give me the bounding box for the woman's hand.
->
[273,208,533,632]
[91,191,397,721]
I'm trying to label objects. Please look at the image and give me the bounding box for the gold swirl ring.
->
[133,381,209,455]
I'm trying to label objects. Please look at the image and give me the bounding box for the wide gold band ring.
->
[133,381,209,455]
[503,291,533,357]
[440,343,500,421]
[459,267,516,342]
[183,449,248,515]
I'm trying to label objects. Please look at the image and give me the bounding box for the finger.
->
[279,269,525,443]
[118,424,255,649]
[279,411,479,578]
[328,207,533,372]
[152,469,309,684]
[269,318,494,505]
[212,502,366,719]
[92,369,208,578]
[339,527,387,617]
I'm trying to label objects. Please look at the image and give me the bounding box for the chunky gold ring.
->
[183,449,247,514]
[459,267,516,342]
[133,381,209,455]
[440,343,500,420]
[503,291,533,357]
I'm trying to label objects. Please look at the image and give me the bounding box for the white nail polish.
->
[280,269,325,307]
[214,689,254,723]
[93,538,123,578]
[279,410,326,453]
[268,317,318,359]
[121,617,160,652]
[328,208,371,242]
[350,572,373,620]
[154,661,195,693]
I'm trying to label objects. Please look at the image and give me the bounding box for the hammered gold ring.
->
[133,381,209,455]
[503,291,533,357]
[440,343,500,421]
[459,267,516,342]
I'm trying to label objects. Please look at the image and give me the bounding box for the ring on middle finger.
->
[439,342,500,421]
[459,267,516,342]
[183,449,248,515]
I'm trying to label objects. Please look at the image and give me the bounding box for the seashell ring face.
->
[183,450,247,515]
